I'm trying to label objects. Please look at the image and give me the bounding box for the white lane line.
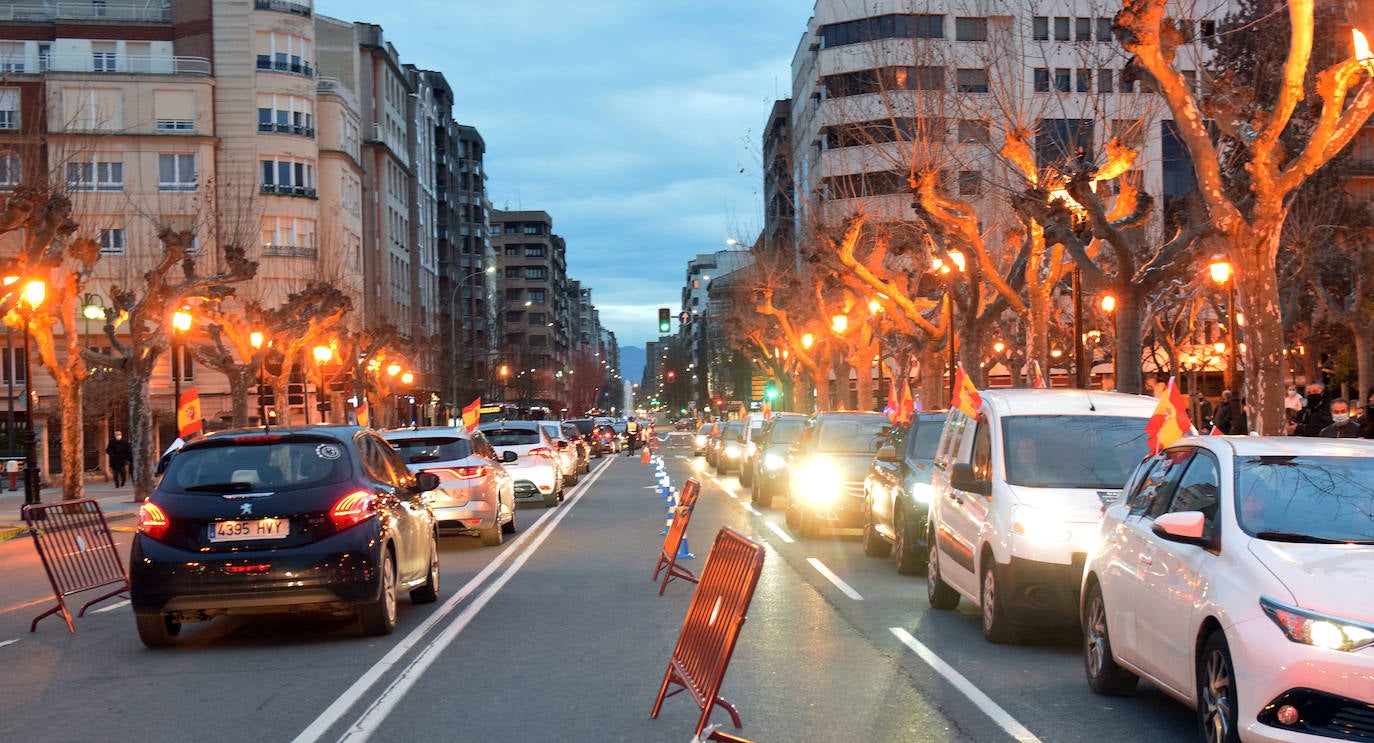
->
[763,520,794,544]
[741,504,760,515]
[292,457,610,743]
[92,599,129,614]
[890,628,1043,743]
[0,639,17,649]
[806,558,863,600]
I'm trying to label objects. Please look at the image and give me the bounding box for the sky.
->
[316,1,809,351]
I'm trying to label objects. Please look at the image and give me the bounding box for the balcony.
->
[0,2,170,22]
[316,76,359,113]
[262,243,318,259]
[257,121,315,138]
[38,54,211,76]
[255,56,314,78]
[253,0,312,17]
[259,184,318,199]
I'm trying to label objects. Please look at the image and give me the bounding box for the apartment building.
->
[490,209,564,407]
[679,249,752,406]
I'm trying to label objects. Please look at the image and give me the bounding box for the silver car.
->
[382,427,517,546]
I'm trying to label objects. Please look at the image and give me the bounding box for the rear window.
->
[816,418,888,452]
[386,436,473,464]
[163,439,349,492]
[567,419,596,435]
[768,418,805,443]
[483,427,541,446]
[909,419,944,459]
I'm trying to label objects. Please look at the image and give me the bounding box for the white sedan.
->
[1081,436,1374,743]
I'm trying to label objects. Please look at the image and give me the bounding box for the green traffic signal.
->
[658,307,671,333]
[764,382,779,400]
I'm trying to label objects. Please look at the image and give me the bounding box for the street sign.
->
[678,311,693,325]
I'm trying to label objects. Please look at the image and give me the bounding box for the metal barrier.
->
[678,477,701,510]
[652,505,697,595]
[650,527,765,741]
[21,499,130,633]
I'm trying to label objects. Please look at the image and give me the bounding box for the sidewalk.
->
[0,479,141,542]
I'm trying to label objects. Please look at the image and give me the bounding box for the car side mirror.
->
[876,444,899,462]
[950,462,991,497]
[502,450,518,463]
[414,471,441,492]
[1151,511,1212,548]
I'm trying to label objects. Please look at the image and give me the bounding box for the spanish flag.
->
[178,386,203,439]
[461,397,482,431]
[898,377,916,424]
[1032,360,1048,388]
[883,375,899,422]
[1146,376,1192,454]
[353,401,371,428]
[951,364,983,419]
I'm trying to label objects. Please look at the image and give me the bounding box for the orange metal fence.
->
[650,526,765,740]
[22,499,130,633]
[652,505,698,595]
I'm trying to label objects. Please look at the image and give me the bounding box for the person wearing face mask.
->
[1319,398,1361,439]
[1294,382,1331,437]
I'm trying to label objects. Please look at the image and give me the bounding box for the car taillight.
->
[431,465,489,481]
[331,490,376,530]
[529,447,556,459]
[137,502,170,540]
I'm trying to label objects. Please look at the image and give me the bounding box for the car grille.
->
[1260,688,1374,741]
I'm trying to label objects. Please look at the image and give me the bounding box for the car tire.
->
[798,508,820,538]
[1082,582,1138,695]
[739,463,753,487]
[862,515,890,558]
[926,537,960,610]
[480,519,503,546]
[543,490,559,507]
[359,550,398,636]
[750,479,766,508]
[135,612,181,649]
[784,500,799,529]
[501,503,517,534]
[410,539,441,603]
[980,558,1020,644]
[892,506,924,576]
[1197,631,1241,743]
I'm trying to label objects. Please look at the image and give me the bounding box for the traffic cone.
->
[676,537,694,560]
[641,447,650,464]
[661,510,673,535]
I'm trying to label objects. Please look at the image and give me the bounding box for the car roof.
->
[380,426,472,441]
[200,424,365,444]
[478,421,541,431]
[812,411,890,422]
[978,388,1159,418]
[1183,435,1374,458]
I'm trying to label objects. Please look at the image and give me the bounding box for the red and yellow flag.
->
[951,364,983,419]
[883,375,900,422]
[761,397,772,420]
[353,400,371,428]
[178,386,203,439]
[898,377,916,424]
[1032,360,1048,388]
[461,397,482,431]
[1146,376,1193,454]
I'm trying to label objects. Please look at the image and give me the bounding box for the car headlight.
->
[798,459,843,507]
[763,453,787,471]
[695,435,707,447]
[745,442,757,458]
[908,481,935,504]
[724,445,741,459]
[1010,505,1071,542]
[1261,597,1374,652]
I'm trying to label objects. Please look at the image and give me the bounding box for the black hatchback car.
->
[862,410,948,574]
[129,426,441,648]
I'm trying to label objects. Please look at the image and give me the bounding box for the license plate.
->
[208,518,290,542]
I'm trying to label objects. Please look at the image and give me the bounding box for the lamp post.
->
[933,249,965,404]
[447,265,495,410]
[19,280,44,514]
[82,293,105,349]
[250,331,265,425]
[170,309,192,440]
[1073,267,1088,388]
[313,345,333,423]
[3,274,15,460]
[1209,258,1237,393]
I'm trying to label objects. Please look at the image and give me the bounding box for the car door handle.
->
[1137,554,1152,567]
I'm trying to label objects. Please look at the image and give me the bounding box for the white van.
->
[925,388,1159,643]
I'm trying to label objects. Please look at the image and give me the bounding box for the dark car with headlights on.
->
[749,413,807,508]
[863,410,947,574]
[129,426,441,648]
[783,412,891,538]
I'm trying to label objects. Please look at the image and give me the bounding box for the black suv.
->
[564,418,605,457]
[129,425,441,647]
[862,410,948,574]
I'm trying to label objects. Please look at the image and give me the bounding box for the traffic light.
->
[657,307,671,334]
[666,370,676,381]
[764,382,779,400]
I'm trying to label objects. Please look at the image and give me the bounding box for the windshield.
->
[909,420,943,460]
[816,417,888,453]
[722,422,744,439]
[164,440,350,492]
[386,436,473,464]
[768,418,805,444]
[696,424,712,435]
[1001,415,1150,489]
[481,427,541,446]
[1236,456,1374,542]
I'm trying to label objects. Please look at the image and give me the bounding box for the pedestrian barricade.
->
[678,477,700,510]
[22,499,130,633]
[650,526,765,741]
[652,504,697,595]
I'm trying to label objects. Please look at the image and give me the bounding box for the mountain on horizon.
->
[619,345,645,390]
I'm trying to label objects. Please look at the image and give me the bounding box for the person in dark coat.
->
[1212,390,1234,434]
[106,430,132,487]
[1228,397,1249,435]
[1320,398,1362,439]
[1294,382,1332,437]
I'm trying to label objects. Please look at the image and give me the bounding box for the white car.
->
[1081,436,1374,743]
[382,426,517,546]
[537,420,580,486]
[478,421,564,507]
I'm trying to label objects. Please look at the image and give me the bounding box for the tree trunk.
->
[1355,330,1372,407]
[58,381,84,500]
[128,371,156,502]
[1236,229,1287,436]
[1113,284,1146,395]
[228,366,253,428]
[917,347,944,410]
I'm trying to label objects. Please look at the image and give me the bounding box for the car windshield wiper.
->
[1254,531,1355,544]
[184,481,256,493]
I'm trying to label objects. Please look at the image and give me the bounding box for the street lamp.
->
[446,265,496,411]
[82,293,105,349]
[3,275,16,459]
[313,344,333,423]
[933,249,965,404]
[171,309,192,439]
[250,331,266,425]
[19,280,44,514]
[1209,258,1237,393]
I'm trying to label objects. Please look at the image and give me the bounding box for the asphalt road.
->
[0,437,1198,742]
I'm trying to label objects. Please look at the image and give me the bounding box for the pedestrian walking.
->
[1292,382,1332,437]
[1212,390,1234,434]
[1193,392,1213,428]
[106,430,132,488]
[1319,398,1362,439]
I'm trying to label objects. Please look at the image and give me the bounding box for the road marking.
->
[741,504,760,515]
[92,599,129,614]
[806,558,863,600]
[0,639,16,649]
[763,521,794,544]
[890,627,1043,743]
[293,455,612,743]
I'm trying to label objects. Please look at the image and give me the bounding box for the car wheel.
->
[980,558,1019,644]
[798,508,820,538]
[1197,631,1240,743]
[409,539,441,603]
[479,519,504,546]
[543,489,559,507]
[501,503,517,534]
[359,550,398,636]
[1082,582,1138,695]
[892,506,924,576]
[749,478,764,508]
[739,464,752,487]
[135,612,181,649]
[926,536,960,610]
[784,500,799,529]
[862,512,890,558]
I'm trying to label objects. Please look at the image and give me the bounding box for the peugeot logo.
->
[239,503,253,516]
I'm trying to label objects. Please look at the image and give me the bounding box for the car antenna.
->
[1084,390,1097,412]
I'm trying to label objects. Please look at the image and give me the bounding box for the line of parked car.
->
[697,389,1374,743]
[128,415,605,648]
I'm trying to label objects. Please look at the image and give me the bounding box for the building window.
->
[0,89,18,130]
[259,157,316,197]
[0,151,19,186]
[1054,17,1070,41]
[1200,19,1217,38]
[67,159,123,191]
[504,267,520,279]
[1034,68,1050,92]
[524,245,545,257]
[528,289,546,304]
[1032,16,1048,41]
[1077,68,1091,93]
[1054,68,1071,93]
[1098,68,1115,93]
[956,68,989,93]
[522,224,540,235]
[92,42,118,72]
[504,288,522,301]
[955,17,987,41]
[524,266,547,280]
[97,228,126,255]
[958,171,981,196]
[260,216,317,257]
[529,313,546,324]
[1076,17,1092,42]
[158,154,197,191]
[505,310,524,322]
[958,119,991,144]
[819,14,944,47]
[1097,18,1114,42]
[256,94,315,137]
[504,245,520,256]
[254,31,313,77]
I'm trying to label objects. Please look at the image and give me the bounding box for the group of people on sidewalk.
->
[1196,382,1374,439]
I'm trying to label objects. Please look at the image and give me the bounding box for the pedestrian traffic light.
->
[658,307,671,334]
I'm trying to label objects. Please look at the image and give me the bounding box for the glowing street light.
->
[1209,257,1237,391]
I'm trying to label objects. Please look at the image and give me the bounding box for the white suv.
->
[925,388,1159,643]
[382,426,517,546]
[478,421,564,507]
